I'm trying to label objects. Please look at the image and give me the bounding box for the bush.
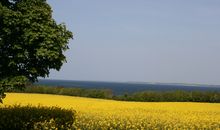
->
[0,105,76,130]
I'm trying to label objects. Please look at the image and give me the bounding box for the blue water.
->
[35,79,220,95]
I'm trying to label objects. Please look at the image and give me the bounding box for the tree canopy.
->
[0,0,73,102]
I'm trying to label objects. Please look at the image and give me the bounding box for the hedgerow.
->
[0,105,76,130]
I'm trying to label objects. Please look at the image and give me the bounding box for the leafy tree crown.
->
[0,0,73,102]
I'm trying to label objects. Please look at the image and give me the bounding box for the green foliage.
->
[0,105,76,130]
[12,85,113,99]
[0,0,73,101]
[0,76,27,103]
[10,85,220,103]
[117,91,220,103]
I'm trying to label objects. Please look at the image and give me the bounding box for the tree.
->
[0,0,73,102]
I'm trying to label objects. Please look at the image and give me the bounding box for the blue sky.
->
[47,0,220,85]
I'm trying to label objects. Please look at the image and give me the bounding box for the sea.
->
[35,79,220,95]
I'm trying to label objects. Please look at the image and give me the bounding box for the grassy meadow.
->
[2,93,220,129]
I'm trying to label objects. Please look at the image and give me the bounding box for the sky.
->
[46,0,220,85]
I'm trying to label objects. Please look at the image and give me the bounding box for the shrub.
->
[0,105,76,130]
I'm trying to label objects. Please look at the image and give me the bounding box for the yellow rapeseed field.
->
[2,93,220,130]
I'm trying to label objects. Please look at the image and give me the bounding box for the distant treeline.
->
[116,91,220,103]
[9,85,220,103]
[10,85,113,99]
